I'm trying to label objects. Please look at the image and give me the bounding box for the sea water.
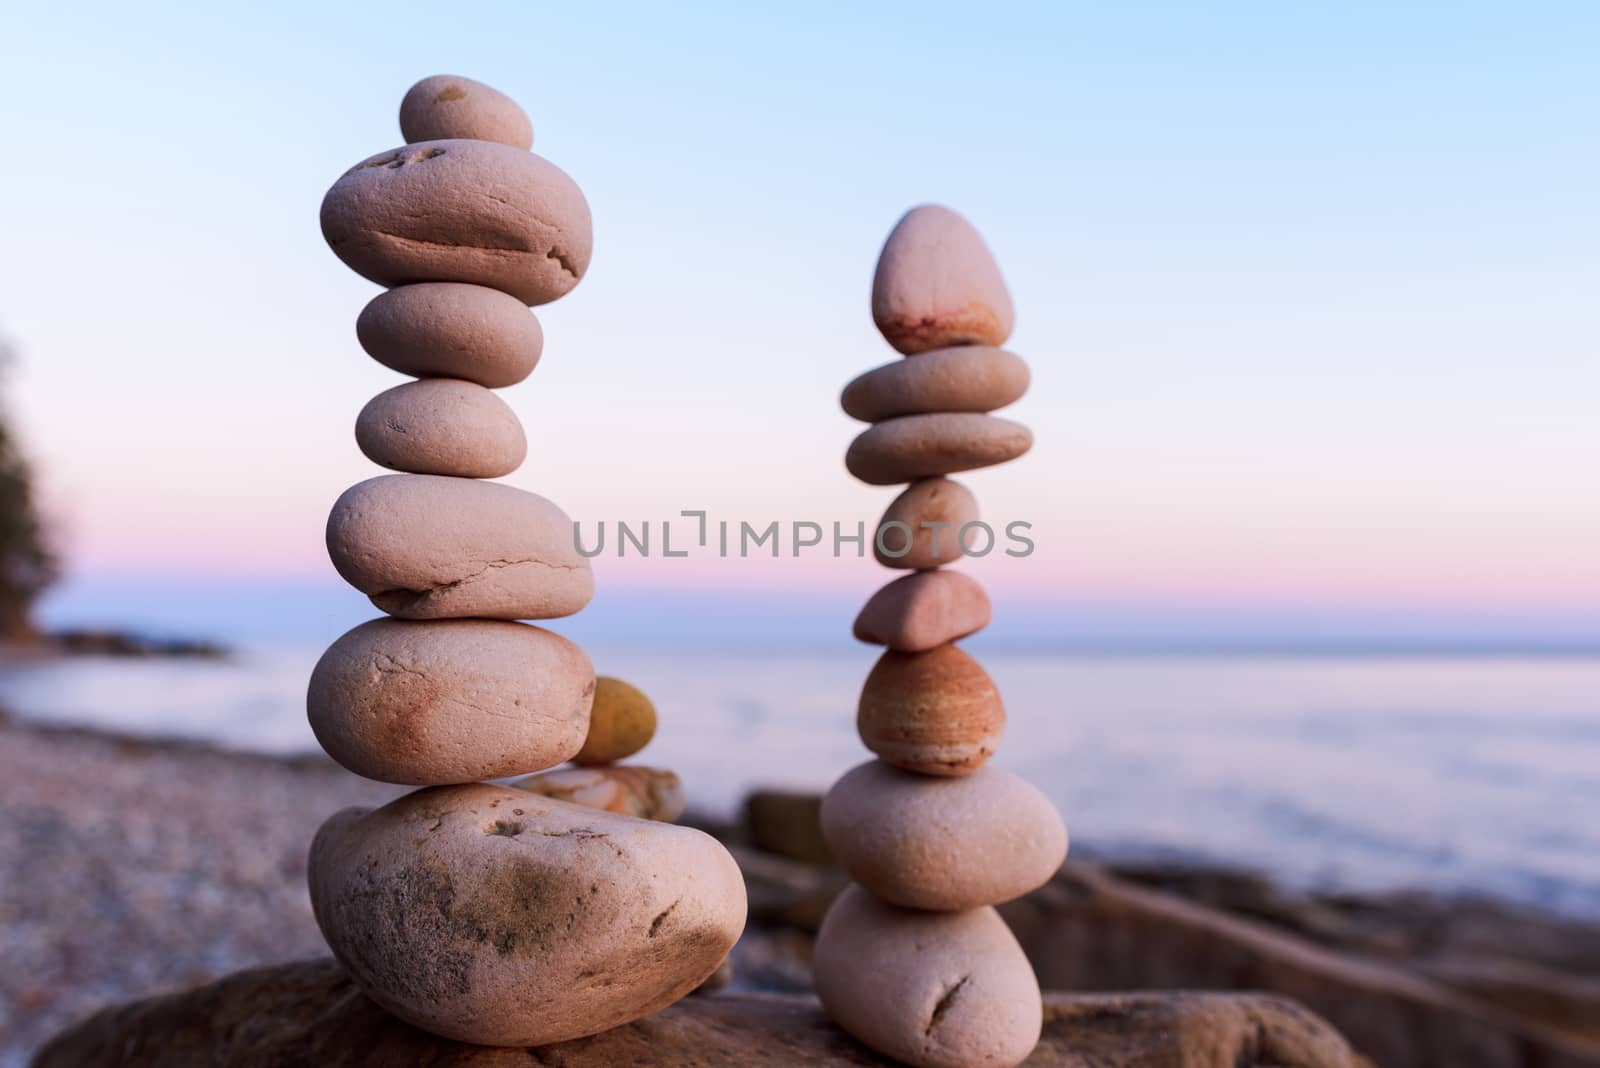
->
[3,647,1597,915]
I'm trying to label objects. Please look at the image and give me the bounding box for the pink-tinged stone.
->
[355,379,526,478]
[821,760,1068,910]
[846,413,1031,485]
[321,140,591,305]
[325,474,592,620]
[842,346,1030,422]
[814,884,1042,1068]
[871,205,1014,355]
[400,74,533,149]
[357,283,543,387]
[853,570,993,652]
[307,618,594,784]
[309,783,746,1046]
[874,478,979,570]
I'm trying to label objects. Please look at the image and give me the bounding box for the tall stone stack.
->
[813,206,1069,1068]
[305,75,744,1049]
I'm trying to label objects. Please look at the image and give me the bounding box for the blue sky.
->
[2,2,1597,646]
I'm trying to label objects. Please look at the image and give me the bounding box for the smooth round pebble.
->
[310,783,746,1046]
[321,139,591,305]
[872,205,1015,355]
[814,884,1041,1068]
[307,618,594,784]
[854,570,993,652]
[857,644,1004,776]
[842,347,1030,422]
[355,379,526,478]
[400,74,533,149]
[511,765,684,822]
[573,676,657,765]
[875,478,979,569]
[326,474,592,620]
[357,283,543,387]
[821,761,1067,910]
[846,413,1031,485]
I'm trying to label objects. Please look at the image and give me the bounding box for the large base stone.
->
[34,958,1364,1067]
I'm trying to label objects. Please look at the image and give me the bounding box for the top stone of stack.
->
[871,205,1014,355]
[400,73,534,149]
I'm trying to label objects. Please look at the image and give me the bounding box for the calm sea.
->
[3,646,1597,916]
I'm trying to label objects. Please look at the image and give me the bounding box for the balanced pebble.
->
[310,783,745,1046]
[857,644,1003,776]
[321,139,591,305]
[325,474,593,620]
[356,379,526,478]
[813,884,1042,1068]
[307,618,594,784]
[573,676,657,766]
[846,413,1031,485]
[512,765,685,822]
[871,205,1015,355]
[400,74,533,149]
[821,760,1067,910]
[357,283,543,387]
[875,478,979,570]
[842,346,1030,422]
[853,570,993,652]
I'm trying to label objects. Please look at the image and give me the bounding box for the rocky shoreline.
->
[3,715,1599,1066]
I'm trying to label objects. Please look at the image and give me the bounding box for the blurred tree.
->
[0,337,58,639]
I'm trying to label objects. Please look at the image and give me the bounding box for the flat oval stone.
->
[854,570,993,652]
[357,283,543,387]
[814,884,1041,1068]
[821,760,1067,910]
[326,474,592,620]
[846,413,1031,485]
[875,478,978,569]
[400,74,533,149]
[871,205,1015,355]
[857,645,1003,776]
[307,618,594,784]
[573,676,657,766]
[321,140,591,305]
[309,783,746,1046]
[843,347,1030,422]
[355,379,526,478]
[511,765,685,822]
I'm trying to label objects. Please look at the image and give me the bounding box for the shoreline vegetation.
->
[3,715,1599,1066]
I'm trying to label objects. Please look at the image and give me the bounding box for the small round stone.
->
[875,478,979,570]
[321,139,591,305]
[857,644,1003,776]
[355,379,526,478]
[872,204,1015,355]
[400,74,533,149]
[573,676,657,766]
[846,413,1031,485]
[842,347,1030,422]
[309,783,746,1046]
[854,571,993,652]
[511,765,684,822]
[326,474,593,620]
[821,760,1068,910]
[357,283,543,387]
[307,618,594,785]
[814,884,1042,1068]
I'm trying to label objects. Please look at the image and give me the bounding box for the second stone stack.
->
[814,205,1069,1068]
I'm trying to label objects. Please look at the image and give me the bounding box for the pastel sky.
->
[2,2,1596,644]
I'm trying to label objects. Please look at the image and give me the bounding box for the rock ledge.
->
[36,958,1366,1067]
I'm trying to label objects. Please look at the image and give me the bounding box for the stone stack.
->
[814,205,1069,1068]
[305,75,744,1049]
